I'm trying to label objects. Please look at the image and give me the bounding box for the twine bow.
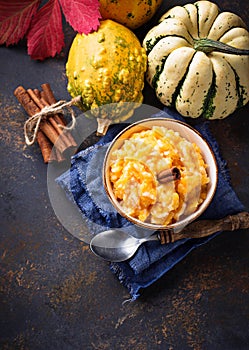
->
[24,96,81,146]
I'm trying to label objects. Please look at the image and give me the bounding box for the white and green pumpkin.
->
[143,0,249,119]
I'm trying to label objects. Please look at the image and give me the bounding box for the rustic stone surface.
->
[1,1,249,349]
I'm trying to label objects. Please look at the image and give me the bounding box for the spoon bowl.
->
[90,229,158,262]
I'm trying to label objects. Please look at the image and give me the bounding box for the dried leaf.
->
[27,0,64,60]
[0,0,40,46]
[59,0,101,34]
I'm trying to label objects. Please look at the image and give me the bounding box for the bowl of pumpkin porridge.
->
[103,118,218,232]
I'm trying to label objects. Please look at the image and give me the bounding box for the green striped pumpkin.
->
[143,0,249,119]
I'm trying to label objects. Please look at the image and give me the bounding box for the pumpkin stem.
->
[97,118,112,136]
[194,38,249,55]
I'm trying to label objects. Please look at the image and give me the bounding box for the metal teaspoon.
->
[90,229,159,262]
[89,212,249,262]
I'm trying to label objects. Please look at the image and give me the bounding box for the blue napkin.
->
[56,108,244,300]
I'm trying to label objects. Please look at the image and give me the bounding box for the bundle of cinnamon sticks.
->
[14,83,77,163]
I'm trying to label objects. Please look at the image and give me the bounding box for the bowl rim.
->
[102,117,218,231]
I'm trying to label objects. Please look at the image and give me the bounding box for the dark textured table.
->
[1,1,249,349]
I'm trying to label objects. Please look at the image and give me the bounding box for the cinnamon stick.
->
[27,89,70,146]
[157,167,181,184]
[41,83,67,125]
[14,86,40,116]
[41,83,57,104]
[37,131,57,163]
[26,88,69,155]
[14,86,66,162]
[14,86,56,163]
[14,84,77,162]
[40,95,73,149]
[41,83,77,148]
[15,86,59,147]
[33,89,41,99]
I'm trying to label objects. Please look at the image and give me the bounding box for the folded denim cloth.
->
[56,108,244,300]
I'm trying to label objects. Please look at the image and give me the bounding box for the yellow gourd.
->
[66,20,147,135]
[99,0,163,30]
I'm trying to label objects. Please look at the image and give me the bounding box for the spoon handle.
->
[159,211,249,244]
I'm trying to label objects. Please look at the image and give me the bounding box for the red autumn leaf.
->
[27,0,64,60]
[0,0,40,46]
[0,0,101,60]
[59,0,101,34]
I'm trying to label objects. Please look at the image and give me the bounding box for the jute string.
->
[24,96,81,145]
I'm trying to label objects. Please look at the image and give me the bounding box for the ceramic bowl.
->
[103,118,218,233]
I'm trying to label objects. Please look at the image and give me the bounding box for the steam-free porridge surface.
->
[109,126,209,225]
